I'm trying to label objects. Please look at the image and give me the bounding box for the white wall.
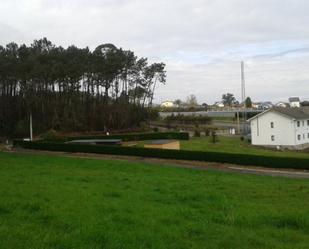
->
[294,119,309,145]
[161,102,174,108]
[290,101,300,108]
[250,111,296,146]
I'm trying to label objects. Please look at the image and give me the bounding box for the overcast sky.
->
[1,0,309,104]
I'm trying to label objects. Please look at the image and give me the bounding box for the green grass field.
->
[0,152,308,249]
[124,136,309,159]
[181,136,309,159]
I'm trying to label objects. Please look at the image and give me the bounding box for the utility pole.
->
[236,111,240,135]
[241,61,247,135]
[30,113,33,141]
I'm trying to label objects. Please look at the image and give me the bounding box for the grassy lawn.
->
[123,136,309,159]
[181,136,309,159]
[0,152,309,249]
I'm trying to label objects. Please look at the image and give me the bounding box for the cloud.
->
[0,0,309,103]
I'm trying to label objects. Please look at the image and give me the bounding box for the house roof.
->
[260,102,273,107]
[248,107,309,121]
[272,107,309,119]
[289,97,300,102]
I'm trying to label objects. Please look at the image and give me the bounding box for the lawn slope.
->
[181,136,309,159]
[0,152,308,249]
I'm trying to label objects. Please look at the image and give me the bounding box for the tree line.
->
[0,38,166,137]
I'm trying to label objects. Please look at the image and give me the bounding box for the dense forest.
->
[0,38,166,137]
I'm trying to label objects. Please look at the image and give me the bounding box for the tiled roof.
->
[289,97,300,102]
[248,107,309,121]
[272,107,309,119]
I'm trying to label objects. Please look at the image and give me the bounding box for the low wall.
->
[144,141,180,150]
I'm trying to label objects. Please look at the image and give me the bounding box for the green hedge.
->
[52,132,190,142]
[13,140,309,170]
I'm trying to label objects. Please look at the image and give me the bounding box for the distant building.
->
[214,102,224,108]
[260,102,273,109]
[161,101,175,108]
[289,97,301,108]
[248,107,309,150]
[275,102,289,108]
[252,102,261,109]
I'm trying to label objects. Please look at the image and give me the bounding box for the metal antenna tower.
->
[241,61,246,104]
[241,61,247,134]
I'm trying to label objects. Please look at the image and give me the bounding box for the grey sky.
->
[1,0,309,104]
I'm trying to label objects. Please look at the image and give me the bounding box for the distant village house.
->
[161,101,175,108]
[214,102,225,108]
[289,97,301,108]
[275,101,289,108]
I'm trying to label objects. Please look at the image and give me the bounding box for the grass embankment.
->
[181,136,309,159]
[0,152,308,249]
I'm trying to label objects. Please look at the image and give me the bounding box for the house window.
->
[270,122,274,128]
[297,121,300,127]
[307,120,309,126]
[308,133,309,139]
[298,135,301,141]
[271,135,275,141]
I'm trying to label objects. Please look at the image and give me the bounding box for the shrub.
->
[152,127,159,132]
[204,128,211,137]
[40,129,62,141]
[204,126,218,137]
[164,114,212,125]
[139,122,148,131]
[211,131,218,143]
[58,132,190,142]
[194,129,201,137]
[13,140,309,170]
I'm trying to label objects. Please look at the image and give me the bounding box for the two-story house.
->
[248,107,309,150]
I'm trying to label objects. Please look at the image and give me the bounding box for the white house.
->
[248,107,309,150]
[214,102,224,108]
[161,101,175,108]
[260,101,273,109]
[289,97,301,108]
[251,102,261,109]
[275,101,289,108]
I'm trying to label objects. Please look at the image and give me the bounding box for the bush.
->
[40,129,62,141]
[204,128,211,137]
[164,114,212,125]
[204,126,218,137]
[145,108,160,121]
[194,129,201,137]
[236,112,260,119]
[139,122,148,131]
[211,131,218,143]
[152,127,159,132]
[13,140,309,170]
[53,132,190,142]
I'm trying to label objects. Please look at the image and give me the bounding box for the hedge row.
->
[13,140,309,170]
[55,132,190,142]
